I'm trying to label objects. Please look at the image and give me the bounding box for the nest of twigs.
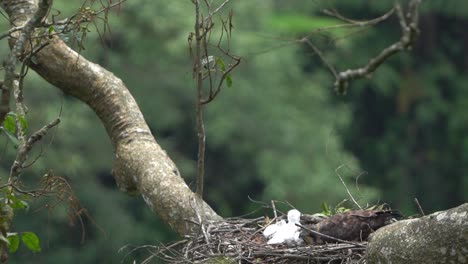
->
[147,215,368,264]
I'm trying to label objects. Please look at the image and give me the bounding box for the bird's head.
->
[287,209,301,224]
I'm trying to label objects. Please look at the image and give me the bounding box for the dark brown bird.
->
[300,210,402,244]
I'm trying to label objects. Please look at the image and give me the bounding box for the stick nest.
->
[149,215,367,264]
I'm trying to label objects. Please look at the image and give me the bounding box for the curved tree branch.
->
[0,0,220,236]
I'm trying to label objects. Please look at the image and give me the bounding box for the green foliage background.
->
[0,0,466,263]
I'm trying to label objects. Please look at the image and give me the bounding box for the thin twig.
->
[200,54,240,104]
[304,7,396,40]
[335,164,362,209]
[300,37,338,79]
[9,118,60,180]
[271,200,278,219]
[94,0,127,16]
[414,198,425,216]
[205,0,233,22]
[323,7,395,25]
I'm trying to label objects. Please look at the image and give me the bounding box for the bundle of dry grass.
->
[143,216,368,264]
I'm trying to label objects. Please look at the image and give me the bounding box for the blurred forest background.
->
[0,0,466,263]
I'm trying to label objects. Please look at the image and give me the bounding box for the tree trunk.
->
[367,203,468,263]
[0,0,220,236]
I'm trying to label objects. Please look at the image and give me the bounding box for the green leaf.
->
[7,233,19,254]
[321,202,328,212]
[0,112,27,143]
[48,26,54,34]
[313,213,328,218]
[321,202,331,216]
[11,200,27,210]
[335,207,350,213]
[217,58,226,72]
[225,74,233,88]
[21,232,41,253]
[6,193,29,210]
[2,113,16,134]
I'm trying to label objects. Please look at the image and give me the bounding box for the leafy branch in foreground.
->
[0,0,117,261]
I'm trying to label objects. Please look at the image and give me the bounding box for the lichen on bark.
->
[367,203,468,263]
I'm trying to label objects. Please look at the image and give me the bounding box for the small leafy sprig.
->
[0,190,41,254]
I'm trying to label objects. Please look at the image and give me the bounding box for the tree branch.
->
[3,0,52,182]
[193,0,206,198]
[0,1,53,262]
[9,118,60,181]
[333,0,421,94]
[1,0,221,236]
[0,0,51,124]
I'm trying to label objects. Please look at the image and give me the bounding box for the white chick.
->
[263,220,286,238]
[267,209,303,245]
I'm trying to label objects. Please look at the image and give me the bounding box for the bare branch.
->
[193,0,206,198]
[1,0,51,125]
[0,25,23,41]
[205,0,233,22]
[323,7,395,26]
[4,0,54,182]
[303,7,396,40]
[300,37,338,80]
[334,0,421,94]
[9,118,60,181]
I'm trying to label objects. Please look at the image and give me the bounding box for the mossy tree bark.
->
[367,203,468,263]
[0,0,220,236]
